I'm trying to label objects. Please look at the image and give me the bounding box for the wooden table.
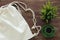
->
[0,0,60,40]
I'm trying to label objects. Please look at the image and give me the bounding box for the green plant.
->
[41,1,57,23]
[41,24,55,38]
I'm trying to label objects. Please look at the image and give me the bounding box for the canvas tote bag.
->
[0,1,41,40]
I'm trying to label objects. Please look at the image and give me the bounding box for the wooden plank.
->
[0,0,60,40]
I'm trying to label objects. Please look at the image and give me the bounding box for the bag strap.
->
[8,1,41,36]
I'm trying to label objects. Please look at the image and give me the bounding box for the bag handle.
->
[9,1,41,37]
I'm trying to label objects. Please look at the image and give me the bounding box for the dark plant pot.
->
[41,24,55,38]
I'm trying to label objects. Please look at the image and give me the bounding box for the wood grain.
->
[0,0,60,40]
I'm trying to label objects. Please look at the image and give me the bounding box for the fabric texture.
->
[0,5,33,40]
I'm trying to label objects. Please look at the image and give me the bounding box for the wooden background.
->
[0,0,60,40]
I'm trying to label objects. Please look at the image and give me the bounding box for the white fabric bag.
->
[0,1,41,40]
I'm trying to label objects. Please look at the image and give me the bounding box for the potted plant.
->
[41,1,57,38]
[41,1,57,23]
